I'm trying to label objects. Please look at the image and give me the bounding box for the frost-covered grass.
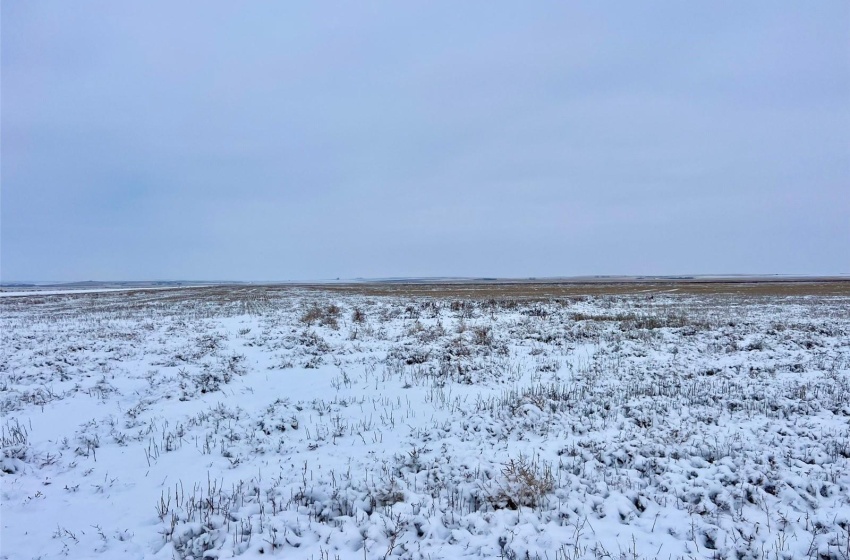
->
[1,286,849,560]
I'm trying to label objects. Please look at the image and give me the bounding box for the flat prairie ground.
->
[1,283,849,559]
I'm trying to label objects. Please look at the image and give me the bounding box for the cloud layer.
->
[3,2,848,280]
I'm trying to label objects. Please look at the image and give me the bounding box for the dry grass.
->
[2,280,848,316]
[307,279,850,298]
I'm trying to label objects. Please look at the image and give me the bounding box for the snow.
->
[0,286,207,298]
[1,287,849,559]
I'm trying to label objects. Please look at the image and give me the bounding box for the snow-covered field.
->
[2,285,849,560]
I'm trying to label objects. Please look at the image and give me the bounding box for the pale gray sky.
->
[3,2,849,281]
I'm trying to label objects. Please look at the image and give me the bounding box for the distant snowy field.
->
[2,286,849,559]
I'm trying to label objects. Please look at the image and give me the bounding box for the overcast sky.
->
[3,2,848,281]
